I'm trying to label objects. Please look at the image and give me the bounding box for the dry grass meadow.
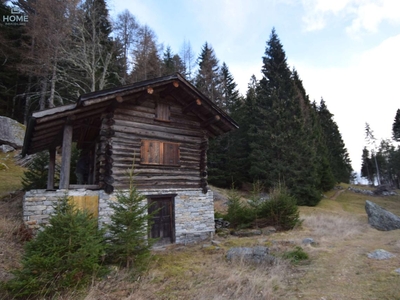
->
[1,155,400,299]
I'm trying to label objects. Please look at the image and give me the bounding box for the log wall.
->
[99,97,209,192]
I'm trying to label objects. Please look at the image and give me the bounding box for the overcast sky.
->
[109,0,400,178]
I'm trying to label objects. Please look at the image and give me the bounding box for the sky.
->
[108,0,400,179]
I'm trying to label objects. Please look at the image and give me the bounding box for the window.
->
[141,140,180,166]
[155,102,171,122]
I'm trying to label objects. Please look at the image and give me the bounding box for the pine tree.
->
[161,46,185,76]
[251,28,321,205]
[195,42,221,105]
[21,151,53,190]
[106,167,155,270]
[392,109,400,142]
[317,99,353,183]
[207,63,242,187]
[4,196,107,298]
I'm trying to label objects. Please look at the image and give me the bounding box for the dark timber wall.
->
[97,95,209,192]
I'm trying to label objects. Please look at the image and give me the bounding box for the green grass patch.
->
[0,153,25,197]
[282,246,309,264]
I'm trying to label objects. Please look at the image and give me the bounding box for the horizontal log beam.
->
[183,99,202,113]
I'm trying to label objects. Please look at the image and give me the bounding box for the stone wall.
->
[23,188,215,244]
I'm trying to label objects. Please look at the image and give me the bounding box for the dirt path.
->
[329,189,346,200]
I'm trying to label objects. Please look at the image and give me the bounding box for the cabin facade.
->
[22,74,238,244]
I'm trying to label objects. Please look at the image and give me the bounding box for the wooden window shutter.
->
[141,140,161,164]
[155,102,171,121]
[141,140,180,166]
[163,142,180,165]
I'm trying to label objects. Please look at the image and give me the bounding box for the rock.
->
[0,144,15,153]
[226,246,275,264]
[302,238,315,245]
[365,200,400,231]
[211,240,222,246]
[0,116,25,149]
[373,184,397,196]
[231,229,262,237]
[262,226,277,235]
[367,249,395,260]
[395,268,400,274]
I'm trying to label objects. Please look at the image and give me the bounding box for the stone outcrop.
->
[226,246,275,264]
[365,200,400,231]
[367,249,395,260]
[0,116,25,149]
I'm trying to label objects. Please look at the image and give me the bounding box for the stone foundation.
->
[23,188,214,244]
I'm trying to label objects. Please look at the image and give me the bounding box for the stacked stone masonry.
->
[24,188,214,244]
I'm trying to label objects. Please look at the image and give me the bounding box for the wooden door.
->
[148,196,175,244]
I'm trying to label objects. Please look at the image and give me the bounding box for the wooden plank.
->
[114,119,204,137]
[47,147,56,190]
[59,123,73,189]
[112,125,202,143]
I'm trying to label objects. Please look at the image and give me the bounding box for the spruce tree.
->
[106,168,155,271]
[251,28,321,205]
[392,109,400,142]
[195,42,221,105]
[207,63,242,187]
[4,196,107,298]
[317,99,353,183]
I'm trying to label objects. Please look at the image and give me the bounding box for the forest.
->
[0,0,355,206]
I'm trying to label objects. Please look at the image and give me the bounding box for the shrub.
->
[106,167,156,272]
[225,186,253,229]
[21,151,52,190]
[259,184,301,230]
[282,246,309,264]
[3,195,108,298]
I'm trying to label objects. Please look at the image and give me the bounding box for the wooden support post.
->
[47,147,56,190]
[59,122,73,189]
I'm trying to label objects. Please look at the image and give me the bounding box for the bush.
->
[3,195,108,298]
[259,184,301,230]
[282,246,309,264]
[225,186,253,229]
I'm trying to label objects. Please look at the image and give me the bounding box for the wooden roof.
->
[22,73,239,156]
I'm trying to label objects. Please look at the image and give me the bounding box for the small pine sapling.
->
[106,165,156,271]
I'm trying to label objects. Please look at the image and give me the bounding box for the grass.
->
[2,157,400,300]
[0,152,25,197]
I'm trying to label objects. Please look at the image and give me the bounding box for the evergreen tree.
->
[317,99,353,183]
[161,46,185,76]
[361,146,374,185]
[4,196,107,298]
[250,28,321,205]
[207,63,242,187]
[22,151,53,190]
[195,42,221,105]
[392,109,400,142]
[106,168,155,270]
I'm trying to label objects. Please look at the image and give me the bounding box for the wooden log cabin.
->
[22,73,238,244]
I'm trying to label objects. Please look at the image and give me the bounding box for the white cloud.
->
[292,34,400,173]
[301,0,400,36]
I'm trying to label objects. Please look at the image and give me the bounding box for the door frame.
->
[147,194,176,244]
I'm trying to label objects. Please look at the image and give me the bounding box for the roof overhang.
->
[22,73,239,156]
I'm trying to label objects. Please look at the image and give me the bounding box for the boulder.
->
[365,200,400,231]
[0,116,25,149]
[0,144,15,153]
[367,249,395,260]
[226,246,275,264]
